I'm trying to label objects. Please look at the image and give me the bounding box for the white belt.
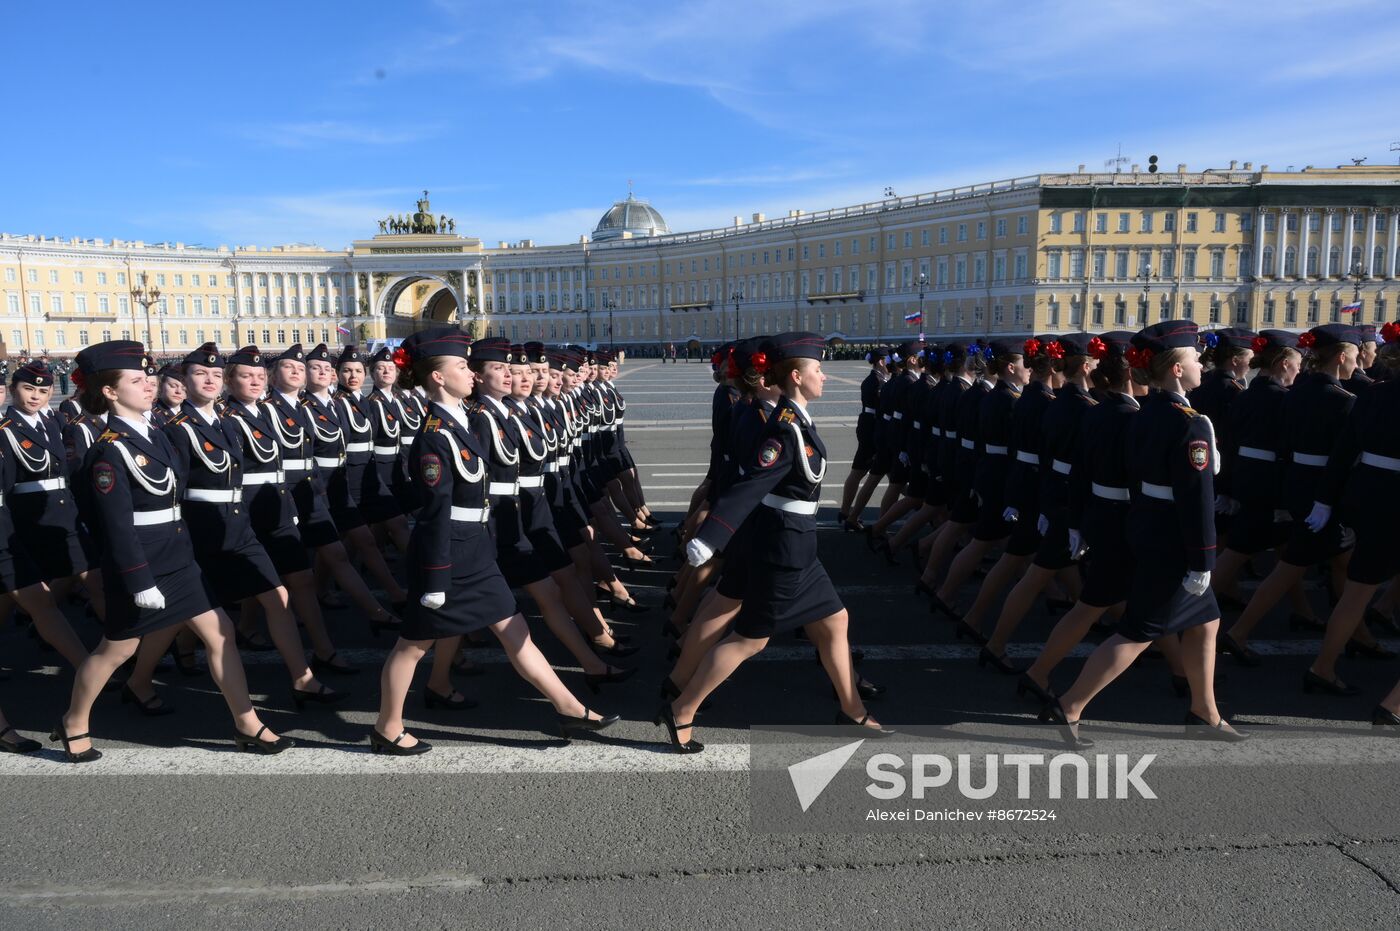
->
[1015,451,1040,465]
[588,426,598,433]
[400,436,415,447]
[892,412,904,420]
[1360,451,1400,472]
[450,506,489,523]
[1238,446,1277,462]
[345,441,372,453]
[882,414,892,421]
[1140,482,1174,501]
[488,481,518,495]
[12,477,67,493]
[185,488,241,504]
[1052,459,1072,475]
[931,427,943,437]
[558,455,571,466]
[761,493,819,515]
[945,430,958,439]
[543,462,559,473]
[960,438,975,450]
[132,506,181,526]
[282,458,311,472]
[373,445,398,456]
[314,456,343,468]
[984,444,1008,455]
[242,471,285,486]
[615,417,624,425]
[912,421,922,430]
[863,407,877,414]
[1092,482,1130,501]
[518,475,545,489]
[1293,452,1328,467]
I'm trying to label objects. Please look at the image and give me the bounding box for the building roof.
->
[592,194,670,241]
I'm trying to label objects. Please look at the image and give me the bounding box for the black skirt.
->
[1117,513,1220,641]
[193,530,283,605]
[103,560,216,640]
[14,525,92,587]
[732,557,843,639]
[401,533,518,639]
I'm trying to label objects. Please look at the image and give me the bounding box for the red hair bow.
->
[1251,335,1268,353]
[750,351,768,373]
[1126,346,1155,369]
[71,369,86,390]
[1382,321,1400,344]
[391,347,410,369]
[1046,340,1066,360]
[1087,337,1107,360]
[1298,331,1317,349]
[1023,338,1042,358]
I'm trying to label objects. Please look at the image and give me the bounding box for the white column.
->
[1254,209,1266,278]
[1344,210,1356,275]
[1274,210,1286,277]
[1389,211,1399,278]
[1364,210,1378,276]
[310,273,320,318]
[1299,210,1311,278]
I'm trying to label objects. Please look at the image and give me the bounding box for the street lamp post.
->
[914,272,929,341]
[730,287,743,341]
[1138,263,1155,324]
[603,297,617,351]
[1348,262,1366,317]
[130,272,163,356]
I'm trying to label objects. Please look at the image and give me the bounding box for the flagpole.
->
[916,273,928,343]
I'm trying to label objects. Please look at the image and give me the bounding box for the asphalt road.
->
[1,360,1397,929]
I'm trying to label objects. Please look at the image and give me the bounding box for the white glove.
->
[1303,502,1331,533]
[686,538,715,567]
[134,587,166,611]
[1067,529,1085,560]
[1214,495,1241,516]
[1339,525,1356,550]
[420,592,446,610]
[1182,570,1211,597]
[898,452,910,467]
[1036,513,1050,536]
[1002,507,1019,522]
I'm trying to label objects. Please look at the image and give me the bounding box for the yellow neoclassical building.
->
[4,165,1400,360]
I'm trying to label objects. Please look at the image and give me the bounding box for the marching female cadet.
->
[122,345,343,712]
[1210,331,1308,650]
[977,335,1096,669]
[54,341,290,762]
[605,355,658,531]
[150,364,186,427]
[592,353,651,533]
[670,333,891,754]
[364,346,415,545]
[463,337,633,704]
[843,348,904,536]
[837,347,889,531]
[506,343,634,659]
[1348,324,1379,393]
[1305,321,1400,697]
[930,340,1028,630]
[868,344,935,560]
[1189,328,1255,540]
[371,328,618,753]
[0,360,100,669]
[302,344,407,626]
[682,343,739,531]
[1044,321,1244,746]
[1222,325,1375,668]
[268,345,398,645]
[581,355,655,563]
[335,347,408,554]
[883,347,951,558]
[1019,332,1141,702]
[0,438,42,753]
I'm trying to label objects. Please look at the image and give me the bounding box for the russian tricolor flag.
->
[904,311,922,324]
[1340,301,1362,315]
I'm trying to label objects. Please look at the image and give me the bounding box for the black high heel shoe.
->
[914,579,936,600]
[556,708,620,740]
[370,729,431,755]
[929,591,958,620]
[234,724,293,754]
[977,647,1019,675]
[50,723,101,763]
[830,679,887,701]
[424,687,477,710]
[835,710,896,736]
[620,553,654,570]
[1016,673,1055,705]
[593,638,641,659]
[1038,699,1093,748]
[167,643,204,678]
[234,629,276,652]
[0,726,40,754]
[1372,706,1400,726]
[1365,607,1400,637]
[659,677,712,712]
[311,651,360,677]
[368,608,402,638]
[293,683,347,710]
[1217,632,1262,667]
[585,666,637,694]
[1345,640,1397,661]
[1184,711,1249,742]
[121,684,175,717]
[596,585,648,614]
[654,702,704,754]
[954,620,988,645]
[1302,670,1360,696]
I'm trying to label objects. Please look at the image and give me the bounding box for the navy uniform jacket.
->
[1038,383,1097,522]
[1125,391,1217,572]
[708,384,740,480]
[163,404,249,551]
[1278,373,1355,517]
[921,378,946,470]
[223,400,296,537]
[58,397,83,424]
[973,380,1020,513]
[1225,375,1290,507]
[408,403,494,595]
[695,396,826,570]
[1344,368,1374,395]
[1,407,82,546]
[83,421,192,595]
[903,375,932,467]
[468,395,531,557]
[856,371,882,447]
[1188,369,1244,498]
[504,395,556,539]
[1320,377,1400,510]
[953,379,992,496]
[935,376,969,486]
[1068,391,1139,542]
[873,375,901,455]
[1004,378,1054,517]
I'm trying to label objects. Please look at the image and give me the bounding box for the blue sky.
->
[7,0,1400,249]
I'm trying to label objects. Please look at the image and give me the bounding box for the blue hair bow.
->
[1203,332,1220,349]
[981,346,995,361]
[943,350,954,364]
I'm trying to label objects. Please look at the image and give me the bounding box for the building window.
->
[1092,300,1104,326]
[50,295,62,314]
[975,222,985,241]
[1306,247,1319,276]
[1285,213,1298,232]
[1307,299,1319,323]
[1285,299,1297,325]
[1048,213,1062,234]
[1048,299,1060,326]
[1095,213,1108,233]
[1117,213,1130,233]
[1114,251,1128,279]
[1017,216,1028,235]
[1263,213,1277,232]
[1072,212,1085,233]
[1164,213,1176,232]
[1141,213,1154,233]
[993,221,1004,239]
[1308,213,1321,232]
[1235,301,1248,324]
[1263,299,1275,324]
[1214,212,1227,233]
[1233,251,1246,279]
[956,224,967,242]
[1259,247,1273,276]
[1185,213,1198,233]
[1114,299,1126,325]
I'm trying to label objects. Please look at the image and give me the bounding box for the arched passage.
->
[378,274,462,322]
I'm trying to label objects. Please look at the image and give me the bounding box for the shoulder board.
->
[169,413,189,425]
[1325,384,1356,398]
[298,396,314,407]
[97,428,123,443]
[1171,403,1199,418]
[777,408,796,423]
[423,416,442,432]
[0,420,9,430]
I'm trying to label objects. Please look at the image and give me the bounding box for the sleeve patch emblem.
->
[460,449,472,461]
[758,439,783,468]
[93,461,116,494]
[1188,440,1209,472]
[420,453,443,486]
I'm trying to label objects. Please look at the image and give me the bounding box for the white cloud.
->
[235,120,446,149]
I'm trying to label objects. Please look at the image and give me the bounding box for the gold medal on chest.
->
[135,454,149,466]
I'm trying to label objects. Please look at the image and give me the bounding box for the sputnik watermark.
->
[865,751,1157,801]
